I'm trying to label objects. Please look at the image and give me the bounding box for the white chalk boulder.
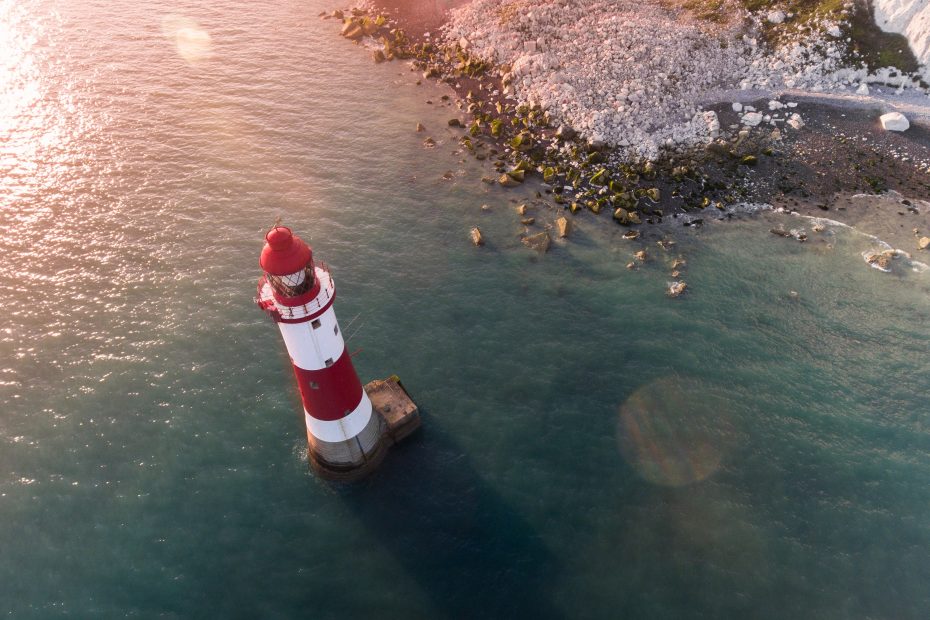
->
[856,83,870,95]
[880,112,909,131]
[741,112,764,127]
[767,10,786,24]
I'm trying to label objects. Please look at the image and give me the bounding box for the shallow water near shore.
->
[3,0,930,617]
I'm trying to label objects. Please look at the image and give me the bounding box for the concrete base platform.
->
[308,375,421,482]
[365,375,422,443]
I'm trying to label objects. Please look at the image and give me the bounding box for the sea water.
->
[2,1,930,617]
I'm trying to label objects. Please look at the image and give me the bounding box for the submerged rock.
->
[470,226,484,246]
[521,217,536,225]
[634,250,647,261]
[667,281,687,297]
[556,216,572,238]
[522,231,551,253]
[416,122,425,132]
[918,236,930,250]
[622,230,640,240]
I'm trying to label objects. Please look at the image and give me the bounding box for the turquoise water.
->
[2,1,930,617]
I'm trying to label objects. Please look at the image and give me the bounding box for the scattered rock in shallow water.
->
[516,204,528,215]
[671,258,686,270]
[522,231,551,253]
[614,207,640,225]
[340,20,363,39]
[441,171,455,181]
[657,239,675,250]
[626,261,636,270]
[856,83,870,95]
[634,250,647,261]
[372,49,385,63]
[448,118,462,128]
[732,102,743,112]
[622,230,640,240]
[499,174,520,187]
[481,204,491,212]
[788,290,800,300]
[470,227,484,246]
[787,113,805,130]
[556,216,572,238]
[770,228,791,238]
[667,281,687,297]
[416,123,425,132]
[521,217,535,225]
[866,252,891,270]
[918,236,930,250]
[880,112,909,132]
[423,136,436,148]
[813,223,826,233]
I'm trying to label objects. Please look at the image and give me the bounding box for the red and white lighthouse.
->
[256,225,386,474]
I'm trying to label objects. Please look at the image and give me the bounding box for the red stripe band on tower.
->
[293,348,364,421]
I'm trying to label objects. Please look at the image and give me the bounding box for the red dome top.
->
[260,226,312,275]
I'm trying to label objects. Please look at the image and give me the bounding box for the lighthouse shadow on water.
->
[337,408,563,620]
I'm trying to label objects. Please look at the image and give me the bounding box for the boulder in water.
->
[918,236,930,250]
[470,227,484,246]
[499,174,520,187]
[556,216,572,238]
[667,281,687,297]
[522,231,551,253]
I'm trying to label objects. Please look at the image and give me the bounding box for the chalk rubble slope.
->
[444,0,859,160]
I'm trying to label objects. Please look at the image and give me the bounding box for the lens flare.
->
[161,15,212,64]
[617,376,735,486]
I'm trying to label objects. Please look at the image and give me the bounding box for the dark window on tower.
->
[311,319,321,329]
[325,358,334,367]
[333,325,339,336]
[310,382,319,389]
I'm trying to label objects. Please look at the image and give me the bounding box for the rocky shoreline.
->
[323,2,930,261]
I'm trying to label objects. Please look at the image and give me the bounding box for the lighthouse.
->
[256,225,420,479]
